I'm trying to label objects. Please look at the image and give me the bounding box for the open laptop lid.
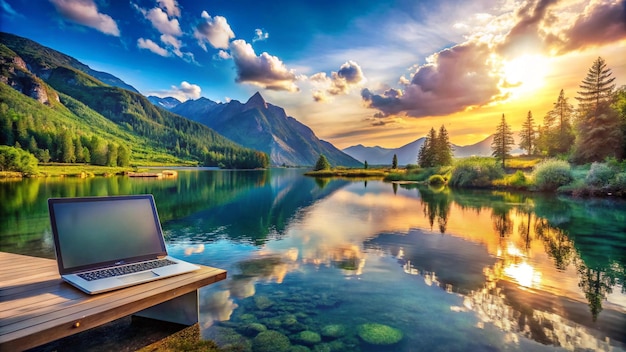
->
[48,194,168,275]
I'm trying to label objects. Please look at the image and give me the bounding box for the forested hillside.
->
[0,33,268,169]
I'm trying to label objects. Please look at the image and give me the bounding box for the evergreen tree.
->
[576,57,616,117]
[418,128,437,167]
[392,154,398,169]
[435,125,453,166]
[364,160,368,169]
[573,57,623,163]
[314,154,331,170]
[519,111,536,156]
[491,114,514,167]
[541,89,574,155]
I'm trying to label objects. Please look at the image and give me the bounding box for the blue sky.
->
[1,0,625,148]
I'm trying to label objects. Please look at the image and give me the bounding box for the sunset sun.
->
[501,55,550,97]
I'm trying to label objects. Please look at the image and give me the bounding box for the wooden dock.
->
[0,252,226,351]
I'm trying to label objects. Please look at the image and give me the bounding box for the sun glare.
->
[502,55,549,97]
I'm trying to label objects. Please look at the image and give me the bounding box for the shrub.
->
[585,162,616,187]
[0,146,39,175]
[493,170,529,189]
[428,174,446,186]
[610,172,626,190]
[532,159,573,191]
[449,157,503,188]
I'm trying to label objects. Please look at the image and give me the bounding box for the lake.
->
[1,169,625,351]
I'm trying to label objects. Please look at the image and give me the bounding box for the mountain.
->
[0,32,139,93]
[343,135,523,165]
[147,96,181,110]
[0,32,267,168]
[169,92,362,167]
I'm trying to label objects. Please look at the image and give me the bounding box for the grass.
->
[37,163,136,177]
[304,168,387,178]
[505,156,543,170]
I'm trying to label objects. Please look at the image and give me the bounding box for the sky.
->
[1,0,625,149]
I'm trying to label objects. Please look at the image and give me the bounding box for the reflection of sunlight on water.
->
[497,242,542,289]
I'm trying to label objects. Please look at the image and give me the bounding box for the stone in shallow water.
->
[252,330,291,352]
[320,324,347,339]
[292,330,321,346]
[356,323,403,345]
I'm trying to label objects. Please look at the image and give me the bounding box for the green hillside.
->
[0,33,269,169]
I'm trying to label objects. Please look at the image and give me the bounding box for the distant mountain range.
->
[154,92,362,167]
[1,32,360,168]
[343,135,522,165]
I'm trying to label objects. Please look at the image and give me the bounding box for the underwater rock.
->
[239,322,267,337]
[253,330,291,352]
[356,323,403,345]
[254,295,274,310]
[320,324,347,339]
[290,345,311,352]
[204,326,252,351]
[292,330,321,346]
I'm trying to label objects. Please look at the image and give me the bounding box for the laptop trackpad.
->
[118,271,158,283]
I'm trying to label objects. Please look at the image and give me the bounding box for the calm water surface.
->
[1,169,625,351]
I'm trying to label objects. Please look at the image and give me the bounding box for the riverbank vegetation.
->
[306,57,626,197]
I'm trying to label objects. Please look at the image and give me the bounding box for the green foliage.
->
[449,157,504,188]
[493,170,529,190]
[491,114,515,167]
[428,174,446,186]
[314,154,331,171]
[418,125,453,167]
[585,162,616,187]
[573,57,623,163]
[364,160,368,169]
[0,145,38,175]
[392,154,398,169]
[519,110,536,155]
[537,89,575,156]
[532,159,573,191]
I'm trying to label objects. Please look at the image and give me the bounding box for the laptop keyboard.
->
[78,259,177,281]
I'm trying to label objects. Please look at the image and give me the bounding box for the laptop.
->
[48,194,200,294]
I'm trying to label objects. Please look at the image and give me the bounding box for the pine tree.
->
[573,57,623,163]
[392,154,398,169]
[576,57,616,117]
[435,125,453,166]
[491,114,514,167]
[541,89,574,155]
[418,128,437,167]
[519,111,536,156]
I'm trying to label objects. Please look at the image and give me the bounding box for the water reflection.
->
[1,171,625,350]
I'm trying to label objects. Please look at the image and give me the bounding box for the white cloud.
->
[252,28,269,42]
[194,11,235,50]
[214,49,231,60]
[309,61,366,101]
[137,38,169,57]
[157,0,180,18]
[147,81,202,102]
[229,39,299,92]
[145,6,182,36]
[49,0,120,36]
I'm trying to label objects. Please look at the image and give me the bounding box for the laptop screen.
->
[49,195,167,273]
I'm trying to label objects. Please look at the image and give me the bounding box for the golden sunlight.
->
[501,55,550,97]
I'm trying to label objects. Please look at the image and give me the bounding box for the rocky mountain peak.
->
[244,92,268,110]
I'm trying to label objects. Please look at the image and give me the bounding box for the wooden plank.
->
[0,252,227,351]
